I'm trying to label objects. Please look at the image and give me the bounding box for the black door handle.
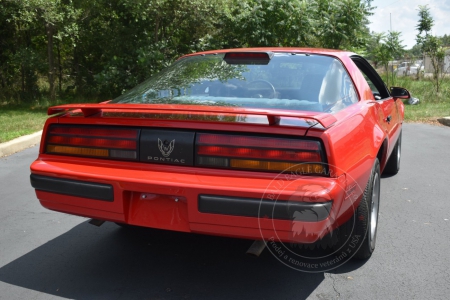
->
[386,115,392,123]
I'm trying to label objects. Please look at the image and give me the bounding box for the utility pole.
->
[389,13,392,86]
[390,13,392,32]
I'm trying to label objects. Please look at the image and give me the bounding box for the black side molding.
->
[198,195,332,222]
[30,174,114,202]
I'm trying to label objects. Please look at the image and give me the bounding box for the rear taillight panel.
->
[195,133,327,174]
[44,125,327,175]
[45,125,140,160]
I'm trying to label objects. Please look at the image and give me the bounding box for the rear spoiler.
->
[48,103,337,129]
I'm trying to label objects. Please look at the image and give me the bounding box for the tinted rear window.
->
[111,53,358,113]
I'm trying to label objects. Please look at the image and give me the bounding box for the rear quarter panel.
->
[308,102,383,207]
[307,54,392,204]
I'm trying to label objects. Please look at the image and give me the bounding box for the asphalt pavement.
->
[0,123,449,299]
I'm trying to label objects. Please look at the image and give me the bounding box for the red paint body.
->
[30,48,404,243]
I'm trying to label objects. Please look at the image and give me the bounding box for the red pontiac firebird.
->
[30,48,409,260]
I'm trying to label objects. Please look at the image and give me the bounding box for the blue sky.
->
[368,0,450,49]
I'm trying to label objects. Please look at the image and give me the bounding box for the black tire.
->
[335,158,380,260]
[353,158,381,259]
[384,131,402,175]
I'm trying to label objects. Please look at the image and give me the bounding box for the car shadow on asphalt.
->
[0,221,367,299]
[381,173,397,179]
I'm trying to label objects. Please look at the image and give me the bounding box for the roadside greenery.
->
[416,5,446,93]
[384,73,450,103]
[365,5,449,94]
[367,31,405,87]
[0,105,47,143]
[404,101,450,123]
[386,75,450,124]
[0,0,449,143]
[0,0,373,103]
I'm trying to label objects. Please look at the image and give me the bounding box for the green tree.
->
[368,31,404,86]
[366,31,386,67]
[416,5,445,93]
[8,0,80,102]
[72,0,227,97]
[385,31,405,85]
[385,31,405,63]
[0,0,44,102]
[218,0,315,48]
[216,0,373,50]
[313,0,373,50]
[441,34,450,47]
[0,0,382,103]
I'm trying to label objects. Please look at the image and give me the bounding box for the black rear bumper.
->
[198,194,332,221]
[30,174,114,202]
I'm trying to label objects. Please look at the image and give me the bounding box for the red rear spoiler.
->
[48,103,337,129]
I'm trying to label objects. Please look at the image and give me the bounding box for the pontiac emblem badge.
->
[158,138,175,157]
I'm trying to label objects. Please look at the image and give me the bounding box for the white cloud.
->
[441,0,450,11]
[368,0,450,49]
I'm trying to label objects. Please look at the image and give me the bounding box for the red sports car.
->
[30,48,409,265]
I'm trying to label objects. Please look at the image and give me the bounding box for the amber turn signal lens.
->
[230,159,326,174]
[46,145,109,157]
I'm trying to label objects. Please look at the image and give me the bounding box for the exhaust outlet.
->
[88,219,105,227]
[246,240,266,257]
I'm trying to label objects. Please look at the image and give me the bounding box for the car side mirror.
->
[390,87,411,99]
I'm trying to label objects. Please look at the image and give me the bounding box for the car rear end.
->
[30,49,358,244]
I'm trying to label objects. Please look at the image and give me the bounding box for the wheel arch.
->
[377,138,388,172]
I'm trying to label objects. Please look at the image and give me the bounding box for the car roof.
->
[179,47,356,60]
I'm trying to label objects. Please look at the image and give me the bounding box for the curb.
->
[0,131,42,158]
[437,117,450,127]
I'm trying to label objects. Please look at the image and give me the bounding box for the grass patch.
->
[403,101,450,123]
[0,97,101,143]
[0,104,48,143]
[382,74,450,123]
[387,76,450,103]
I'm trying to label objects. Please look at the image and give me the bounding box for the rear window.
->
[111,53,358,113]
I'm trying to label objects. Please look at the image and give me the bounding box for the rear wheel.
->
[354,158,380,259]
[384,131,402,175]
[336,159,380,260]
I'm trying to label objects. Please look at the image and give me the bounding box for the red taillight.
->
[45,125,139,160]
[196,133,326,174]
[197,146,321,162]
[47,136,136,150]
[48,127,137,139]
[197,134,319,150]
